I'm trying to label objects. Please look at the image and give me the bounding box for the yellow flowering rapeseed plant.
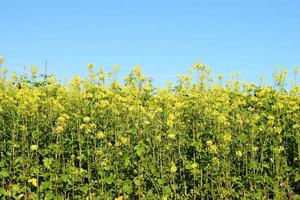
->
[0,63,299,199]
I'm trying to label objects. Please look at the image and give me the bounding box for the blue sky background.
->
[1,0,300,86]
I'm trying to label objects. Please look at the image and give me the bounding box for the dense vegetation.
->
[0,64,300,199]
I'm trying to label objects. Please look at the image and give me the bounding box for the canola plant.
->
[0,63,299,199]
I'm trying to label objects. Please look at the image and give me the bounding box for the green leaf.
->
[105,176,114,185]
[13,157,24,167]
[135,143,148,158]
[164,186,172,196]
[295,173,300,182]
[124,155,131,168]
[79,185,89,193]
[43,158,53,170]
[157,179,165,186]
[77,154,86,161]
[0,170,9,178]
[122,180,133,194]
[32,129,41,138]
[0,160,5,167]
[40,181,51,191]
[0,188,7,195]
[133,177,141,186]
[45,193,56,200]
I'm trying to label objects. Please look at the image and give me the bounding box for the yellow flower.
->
[223,133,232,143]
[194,62,206,71]
[189,162,198,175]
[55,126,64,134]
[90,123,97,130]
[293,124,300,129]
[120,136,129,145]
[79,168,86,174]
[113,65,120,72]
[83,116,91,123]
[57,116,67,127]
[133,65,142,72]
[95,149,103,155]
[87,63,95,69]
[155,135,162,142]
[79,124,86,130]
[170,162,177,173]
[166,113,175,128]
[251,146,259,153]
[30,144,38,151]
[236,150,243,158]
[267,115,275,125]
[143,120,150,125]
[30,65,39,74]
[12,72,18,80]
[168,132,176,140]
[206,140,213,146]
[274,146,285,154]
[191,162,198,169]
[209,144,218,154]
[97,131,105,139]
[218,115,227,124]
[274,127,282,134]
[28,178,38,187]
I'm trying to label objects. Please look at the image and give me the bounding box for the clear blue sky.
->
[1,0,300,86]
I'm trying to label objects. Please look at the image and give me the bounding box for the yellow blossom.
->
[113,65,120,72]
[251,146,259,153]
[97,131,105,139]
[191,162,198,169]
[115,196,125,200]
[223,133,232,143]
[87,63,95,69]
[133,65,142,72]
[170,162,177,173]
[120,136,129,145]
[209,144,218,154]
[155,135,161,142]
[236,150,243,158]
[83,116,91,123]
[55,126,64,134]
[274,146,285,154]
[168,132,176,139]
[30,144,38,151]
[206,140,213,146]
[28,178,38,187]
